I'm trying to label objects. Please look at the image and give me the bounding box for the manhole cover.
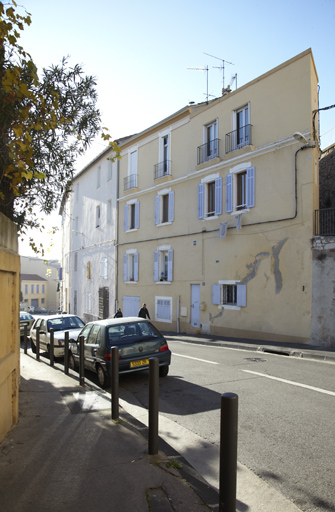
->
[244,357,267,362]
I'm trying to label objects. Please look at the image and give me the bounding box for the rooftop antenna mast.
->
[204,52,234,90]
[187,65,209,102]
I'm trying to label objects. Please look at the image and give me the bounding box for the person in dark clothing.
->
[138,303,150,319]
[114,308,123,318]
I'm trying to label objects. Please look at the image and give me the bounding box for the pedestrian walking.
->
[138,303,150,319]
[114,308,123,318]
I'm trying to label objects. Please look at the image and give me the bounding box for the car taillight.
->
[159,343,169,352]
[104,353,122,361]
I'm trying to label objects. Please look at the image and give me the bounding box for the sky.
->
[16,0,335,260]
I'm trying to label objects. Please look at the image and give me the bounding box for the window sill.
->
[156,281,171,285]
[125,280,137,284]
[218,304,240,310]
[156,221,172,227]
[125,228,138,233]
[202,215,218,221]
[231,209,249,216]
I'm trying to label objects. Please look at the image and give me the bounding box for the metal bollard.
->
[24,325,28,354]
[148,357,159,455]
[219,392,238,512]
[36,326,40,361]
[79,335,85,386]
[111,346,119,420]
[64,331,69,375]
[49,328,54,367]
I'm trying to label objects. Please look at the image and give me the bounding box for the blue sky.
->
[17,0,335,258]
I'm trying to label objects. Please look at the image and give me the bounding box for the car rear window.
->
[20,313,33,320]
[47,316,85,332]
[107,321,161,348]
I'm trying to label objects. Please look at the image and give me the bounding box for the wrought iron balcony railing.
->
[314,208,335,236]
[124,174,137,191]
[197,139,220,165]
[225,124,252,154]
[154,160,172,180]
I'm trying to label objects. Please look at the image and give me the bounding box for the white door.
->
[123,296,140,317]
[190,285,200,328]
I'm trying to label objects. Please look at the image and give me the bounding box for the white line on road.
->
[242,370,335,396]
[173,353,219,365]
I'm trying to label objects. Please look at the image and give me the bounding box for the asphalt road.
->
[117,339,335,512]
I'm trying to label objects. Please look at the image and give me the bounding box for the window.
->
[74,252,78,271]
[205,121,218,160]
[41,298,45,304]
[36,285,39,293]
[130,150,137,175]
[123,251,139,282]
[155,296,172,323]
[107,160,113,181]
[154,247,173,282]
[96,205,101,228]
[87,261,91,280]
[107,199,112,224]
[86,292,92,313]
[226,166,255,213]
[75,183,79,202]
[212,282,246,309]
[42,285,45,293]
[124,201,139,231]
[162,135,169,172]
[155,190,174,225]
[25,285,28,294]
[100,257,108,279]
[235,105,249,148]
[97,166,101,188]
[31,285,34,294]
[198,176,222,219]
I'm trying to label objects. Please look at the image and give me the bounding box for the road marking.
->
[173,353,219,365]
[242,370,335,396]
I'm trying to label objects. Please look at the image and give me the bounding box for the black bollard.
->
[49,328,54,367]
[148,357,159,455]
[64,331,69,375]
[111,346,119,420]
[219,392,238,512]
[79,335,85,386]
[24,325,28,354]
[36,326,40,361]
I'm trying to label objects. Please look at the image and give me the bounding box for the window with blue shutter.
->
[236,284,246,307]
[154,251,159,281]
[198,183,204,219]
[123,254,127,281]
[226,175,233,213]
[212,284,221,305]
[168,191,174,222]
[215,177,222,215]
[155,196,160,225]
[167,249,173,281]
[135,201,140,229]
[246,167,255,208]
[134,253,139,282]
[124,204,128,231]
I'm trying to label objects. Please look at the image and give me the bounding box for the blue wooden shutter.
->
[215,177,222,215]
[246,167,255,208]
[168,249,173,282]
[155,196,160,225]
[123,254,127,281]
[124,204,128,231]
[135,201,140,229]
[226,175,233,213]
[154,251,159,281]
[198,183,204,219]
[236,284,246,307]
[134,253,139,282]
[212,284,221,305]
[168,191,174,222]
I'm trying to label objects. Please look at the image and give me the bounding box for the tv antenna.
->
[204,52,234,90]
[187,65,210,102]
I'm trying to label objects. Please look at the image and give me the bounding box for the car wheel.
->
[97,365,110,389]
[68,352,77,372]
[159,365,169,378]
[31,339,36,354]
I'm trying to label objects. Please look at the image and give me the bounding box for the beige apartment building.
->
[117,49,319,344]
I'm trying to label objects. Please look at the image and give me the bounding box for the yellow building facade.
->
[117,49,319,344]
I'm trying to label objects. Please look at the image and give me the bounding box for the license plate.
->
[130,359,149,368]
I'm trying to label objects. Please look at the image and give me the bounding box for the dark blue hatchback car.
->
[69,317,171,388]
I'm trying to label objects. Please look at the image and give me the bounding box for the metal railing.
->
[154,160,172,179]
[314,208,335,236]
[197,138,220,165]
[225,124,252,154]
[124,173,137,191]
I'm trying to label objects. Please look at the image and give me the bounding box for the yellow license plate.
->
[130,359,149,368]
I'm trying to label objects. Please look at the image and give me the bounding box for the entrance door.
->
[123,296,140,317]
[190,284,200,328]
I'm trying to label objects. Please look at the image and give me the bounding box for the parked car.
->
[20,311,35,338]
[68,317,171,388]
[30,314,85,358]
[34,307,48,314]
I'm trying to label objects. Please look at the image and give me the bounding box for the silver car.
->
[30,314,85,358]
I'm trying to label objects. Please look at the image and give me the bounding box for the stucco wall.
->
[0,212,20,443]
[310,236,335,347]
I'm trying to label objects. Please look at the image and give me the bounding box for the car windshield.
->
[107,321,161,348]
[47,316,85,332]
[20,313,33,320]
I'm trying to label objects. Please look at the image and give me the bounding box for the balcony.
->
[314,208,335,236]
[225,125,252,154]
[197,139,220,165]
[154,160,172,180]
[124,174,137,191]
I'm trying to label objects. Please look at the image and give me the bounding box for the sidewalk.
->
[0,349,217,512]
